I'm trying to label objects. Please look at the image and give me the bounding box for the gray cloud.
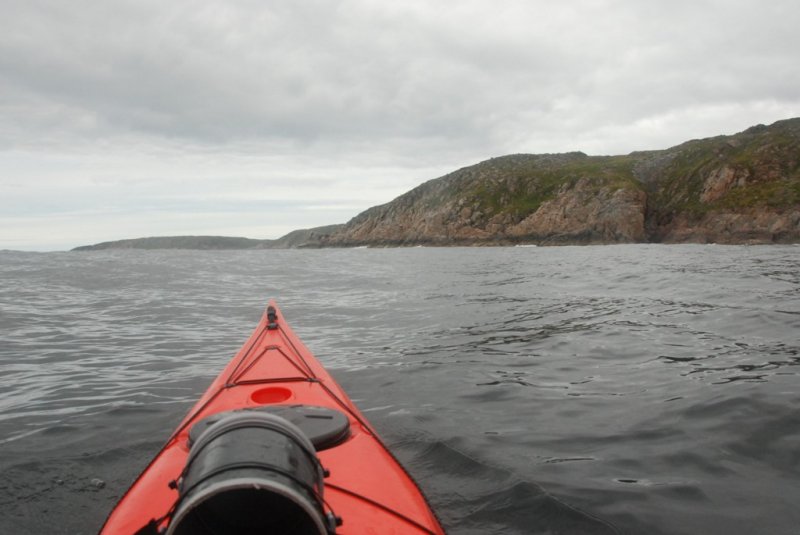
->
[2,0,799,249]
[4,0,798,149]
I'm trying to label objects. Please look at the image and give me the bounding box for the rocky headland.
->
[322,118,800,246]
[74,118,800,250]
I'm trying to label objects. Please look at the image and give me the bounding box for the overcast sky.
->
[2,0,799,250]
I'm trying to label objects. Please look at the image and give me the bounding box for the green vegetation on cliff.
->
[644,119,800,219]
[470,153,640,220]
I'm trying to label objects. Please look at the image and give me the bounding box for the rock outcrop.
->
[642,119,800,243]
[256,224,344,249]
[505,178,647,244]
[324,152,649,246]
[656,209,800,244]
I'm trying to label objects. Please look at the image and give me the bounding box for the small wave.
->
[399,440,620,534]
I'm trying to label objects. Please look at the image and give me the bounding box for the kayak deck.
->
[100,302,444,535]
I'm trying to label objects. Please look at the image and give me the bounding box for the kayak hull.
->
[100,301,445,535]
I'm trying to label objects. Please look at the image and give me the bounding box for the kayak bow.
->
[100,301,445,535]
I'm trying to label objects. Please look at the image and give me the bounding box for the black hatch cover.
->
[187,405,351,452]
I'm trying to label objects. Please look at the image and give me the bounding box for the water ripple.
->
[1,245,799,535]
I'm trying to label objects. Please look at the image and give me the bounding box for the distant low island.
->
[71,225,344,251]
[74,117,800,251]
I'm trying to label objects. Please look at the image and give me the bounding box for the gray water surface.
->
[1,245,798,534]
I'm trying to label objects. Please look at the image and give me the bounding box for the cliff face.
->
[505,178,647,244]
[641,120,800,243]
[324,118,800,246]
[326,153,648,245]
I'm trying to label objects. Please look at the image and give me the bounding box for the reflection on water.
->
[1,245,799,535]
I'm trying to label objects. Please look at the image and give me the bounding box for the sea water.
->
[1,245,798,534]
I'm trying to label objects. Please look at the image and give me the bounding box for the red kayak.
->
[100,301,445,535]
